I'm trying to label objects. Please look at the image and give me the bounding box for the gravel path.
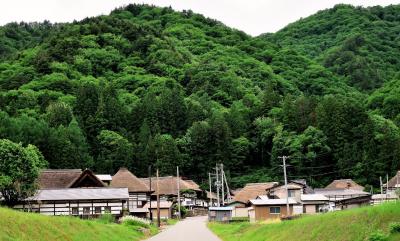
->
[146,216,221,241]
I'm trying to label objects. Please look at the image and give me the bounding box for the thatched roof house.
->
[38,169,105,189]
[325,179,364,191]
[139,176,201,196]
[111,168,151,193]
[230,182,278,205]
[17,169,128,217]
[384,171,400,189]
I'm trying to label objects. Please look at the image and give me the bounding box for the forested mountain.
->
[0,4,399,189]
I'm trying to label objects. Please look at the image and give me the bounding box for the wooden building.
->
[208,207,234,222]
[110,168,153,216]
[325,179,364,191]
[334,195,372,210]
[371,193,398,205]
[144,201,173,219]
[300,194,329,214]
[314,187,370,211]
[14,188,129,217]
[140,176,206,209]
[14,169,129,217]
[228,182,278,207]
[383,171,400,191]
[248,198,297,222]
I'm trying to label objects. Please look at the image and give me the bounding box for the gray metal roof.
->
[28,188,129,201]
[96,174,112,181]
[314,188,369,196]
[209,207,234,211]
[301,194,329,201]
[250,198,297,205]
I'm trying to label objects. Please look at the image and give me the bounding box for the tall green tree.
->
[0,139,47,206]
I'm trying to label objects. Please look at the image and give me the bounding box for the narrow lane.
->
[146,216,221,241]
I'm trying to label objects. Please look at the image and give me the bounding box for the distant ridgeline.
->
[0,3,400,189]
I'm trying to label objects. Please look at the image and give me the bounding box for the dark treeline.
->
[0,4,400,189]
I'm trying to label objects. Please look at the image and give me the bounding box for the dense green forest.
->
[0,4,400,189]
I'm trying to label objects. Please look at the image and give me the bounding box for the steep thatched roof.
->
[232,182,278,204]
[38,169,106,189]
[325,179,364,191]
[139,176,201,196]
[111,168,151,193]
[385,171,400,188]
[38,169,82,189]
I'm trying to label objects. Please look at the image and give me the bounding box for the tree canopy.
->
[0,4,400,189]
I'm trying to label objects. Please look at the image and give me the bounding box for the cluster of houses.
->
[209,174,400,222]
[13,168,208,219]
[11,167,400,223]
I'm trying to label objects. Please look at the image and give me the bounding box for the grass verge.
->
[208,202,400,241]
[0,207,154,241]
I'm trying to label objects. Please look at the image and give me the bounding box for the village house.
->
[14,169,129,217]
[140,176,207,210]
[227,182,278,218]
[383,171,400,192]
[300,194,329,214]
[208,206,234,222]
[325,179,364,191]
[228,182,278,207]
[371,192,398,205]
[144,201,173,219]
[265,180,315,215]
[248,198,298,222]
[314,179,370,210]
[110,168,153,217]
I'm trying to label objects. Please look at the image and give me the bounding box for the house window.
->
[83,207,90,215]
[105,206,111,213]
[270,207,281,214]
[95,207,101,214]
[288,190,295,197]
[72,207,78,215]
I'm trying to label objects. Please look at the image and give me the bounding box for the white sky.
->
[1,0,399,36]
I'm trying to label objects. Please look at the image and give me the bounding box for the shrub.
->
[120,215,150,228]
[172,204,188,218]
[368,230,388,241]
[389,222,400,233]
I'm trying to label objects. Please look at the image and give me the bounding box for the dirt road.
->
[146,216,221,241]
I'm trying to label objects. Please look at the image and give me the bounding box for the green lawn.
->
[208,202,400,241]
[0,207,153,241]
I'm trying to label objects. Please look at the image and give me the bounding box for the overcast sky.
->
[1,0,399,36]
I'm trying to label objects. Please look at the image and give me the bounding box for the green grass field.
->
[208,202,400,241]
[0,207,153,241]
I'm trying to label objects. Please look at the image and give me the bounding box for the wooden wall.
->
[253,205,293,221]
[14,199,127,216]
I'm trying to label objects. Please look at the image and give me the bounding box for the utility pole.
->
[397,171,399,202]
[148,166,153,222]
[380,176,383,203]
[221,164,225,206]
[279,156,290,217]
[177,166,181,220]
[223,170,231,202]
[387,174,389,201]
[156,169,160,227]
[216,164,220,207]
[209,172,212,207]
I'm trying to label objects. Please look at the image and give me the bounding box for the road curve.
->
[146,216,221,241]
